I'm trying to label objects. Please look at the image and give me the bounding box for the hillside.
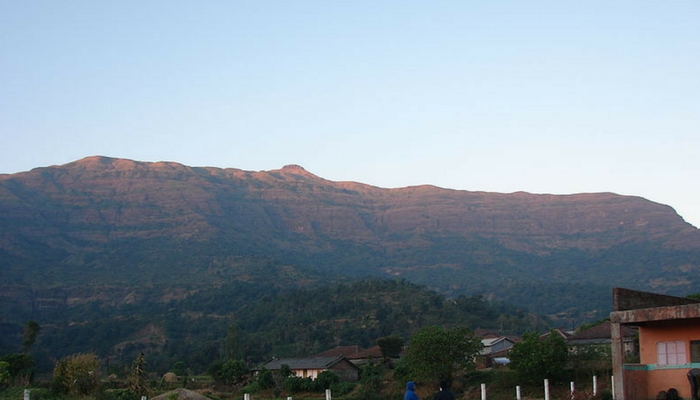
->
[2,156,700,325]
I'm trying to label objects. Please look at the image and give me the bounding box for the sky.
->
[1,1,699,227]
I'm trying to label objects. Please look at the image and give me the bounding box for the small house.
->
[261,356,360,382]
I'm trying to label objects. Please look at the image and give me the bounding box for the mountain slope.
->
[1,156,699,318]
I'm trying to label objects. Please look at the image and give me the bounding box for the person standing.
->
[405,381,419,400]
[433,380,455,400]
[688,368,700,400]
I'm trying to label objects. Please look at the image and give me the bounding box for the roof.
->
[482,337,514,347]
[351,345,383,359]
[313,345,383,359]
[540,328,573,340]
[262,356,356,370]
[474,329,501,339]
[567,320,637,344]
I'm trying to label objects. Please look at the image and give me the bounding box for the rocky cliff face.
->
[1,156,699,310]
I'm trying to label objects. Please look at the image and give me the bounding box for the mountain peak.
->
[281,164,308,173]
[271,164,321,180]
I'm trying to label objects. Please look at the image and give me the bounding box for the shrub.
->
[316,371,339,390]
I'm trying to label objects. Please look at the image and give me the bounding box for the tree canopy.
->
[508,330,569,384]
[402,325,482,383]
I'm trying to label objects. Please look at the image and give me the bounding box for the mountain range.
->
[2,156,700,326]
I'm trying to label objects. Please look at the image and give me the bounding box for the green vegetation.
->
[2,279,552,375]
[398,325,482,383]
[508,331,569,384]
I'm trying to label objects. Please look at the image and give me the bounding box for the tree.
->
[171,361,187,376]
[403,325,482,382]
[256,367,274,389]
[0,361,10,387]
[377,335,404,359]
[0,353,34,386]
[22,320,41,354]
[508,330,569,384]
[222,324,241,360]
[128,353,149,398]
[52,353,100,396]
[218,359,249,385]
[316,370,339,390]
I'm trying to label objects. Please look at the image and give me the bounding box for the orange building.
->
[611,288,700,400]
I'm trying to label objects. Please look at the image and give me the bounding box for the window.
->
[691,341,700,363]
[657,341,687,365]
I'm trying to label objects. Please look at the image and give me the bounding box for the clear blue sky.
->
[2,1,699,227]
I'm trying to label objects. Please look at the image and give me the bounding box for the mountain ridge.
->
[1,156,699,317]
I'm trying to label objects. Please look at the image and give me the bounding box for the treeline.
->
[4,279,553,376]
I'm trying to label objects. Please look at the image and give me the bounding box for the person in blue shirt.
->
[404,381,419,400]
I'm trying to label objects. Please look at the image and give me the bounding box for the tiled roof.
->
[262,356,348,370]
[568,320,637,341]
[312,345,383,359]
[313,346,361,358]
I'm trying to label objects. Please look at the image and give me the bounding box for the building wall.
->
[627,320,700,399]
[623,369,648,400]
[639,321,700,364]
[293,368,324,379]
[330,359,360,382]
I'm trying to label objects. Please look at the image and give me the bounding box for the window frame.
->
[657,340,687,366]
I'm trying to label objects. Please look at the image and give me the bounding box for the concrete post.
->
[611,321,625,400]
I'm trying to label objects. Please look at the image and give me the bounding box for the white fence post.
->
[325,389,331,400]
[611,375,615,399]
[544,379,550,400]
[570,381,575,400]
[593,375,598,396]
[480,383,486,400]
[244,394,250,400]
[516,385,521,400]
[24,389,30,400]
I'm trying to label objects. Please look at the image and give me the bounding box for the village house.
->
[566,319,638,356]
[480,336,516,356]
[260,355,360,382]
[312,345,384,366]
[610,287,700,400]
[474,330,521,366]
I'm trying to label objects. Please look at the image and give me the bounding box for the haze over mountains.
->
[2,156,700,323]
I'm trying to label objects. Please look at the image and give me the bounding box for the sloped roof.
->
[540,328,573,340]
[482,337,513,347]
[351,345,383,359]
[474,329,501,339]
[313,345,383,359]
[313,346,361,358]
[568,320,637,343]
[262,356,357,370]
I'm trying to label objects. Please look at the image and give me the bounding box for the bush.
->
[284,376,318,393]
[316,371,339,390]
[331,382,356,396]
[256,367,274,389]
[240,381,261,394]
